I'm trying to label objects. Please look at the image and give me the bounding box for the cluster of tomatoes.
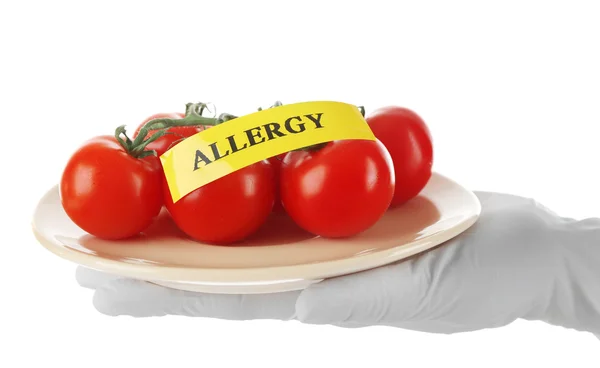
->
[59,104,433,245]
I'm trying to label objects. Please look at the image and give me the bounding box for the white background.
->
[2,1,600,367]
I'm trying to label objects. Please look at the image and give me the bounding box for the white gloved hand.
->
[76,191,600,336]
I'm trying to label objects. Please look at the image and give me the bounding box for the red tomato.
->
[60,136,163,240]
[163,160,276,244]
[267,153,286,213]
[133,112,204,158]
[366,106,433,206]
[280,139,395,238]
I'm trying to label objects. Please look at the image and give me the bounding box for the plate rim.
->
[32,172,481,284]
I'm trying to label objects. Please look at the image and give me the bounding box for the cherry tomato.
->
[60,136,163,240]
[280,139,395,238]
[163,160,276,244]
[366,106,433,206]
[133,112,204,158]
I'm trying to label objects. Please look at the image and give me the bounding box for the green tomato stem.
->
[133,102,220,148]
[130,129,170,155]
[358,106,365,117]
[114,125,131,152]
[113,101,366,159]
[113,102,220,159]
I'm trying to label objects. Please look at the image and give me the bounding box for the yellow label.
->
[160,101,375,203]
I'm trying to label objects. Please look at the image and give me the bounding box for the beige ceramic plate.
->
[32,172,480,294]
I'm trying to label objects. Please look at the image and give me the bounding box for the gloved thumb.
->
[93,277,300,320]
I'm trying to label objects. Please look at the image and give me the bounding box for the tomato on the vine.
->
[163,160,276,245]
[133,112,205,158]
[60,135,163,240]
[280,139,395,238]
[366,106,433,206]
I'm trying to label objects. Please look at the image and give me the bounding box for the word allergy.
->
[193,112,325,171]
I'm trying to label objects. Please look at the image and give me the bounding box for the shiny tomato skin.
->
[60,136,163,240]
[366,106,433,207]
[163,160,276,245]
[280,139,395,238]
[133,112,204,158]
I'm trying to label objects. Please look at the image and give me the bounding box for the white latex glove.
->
[76,191,600,336]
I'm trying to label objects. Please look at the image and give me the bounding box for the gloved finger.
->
[75,266,124,290]
[93,277,301,320]
[295,254,435,328]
